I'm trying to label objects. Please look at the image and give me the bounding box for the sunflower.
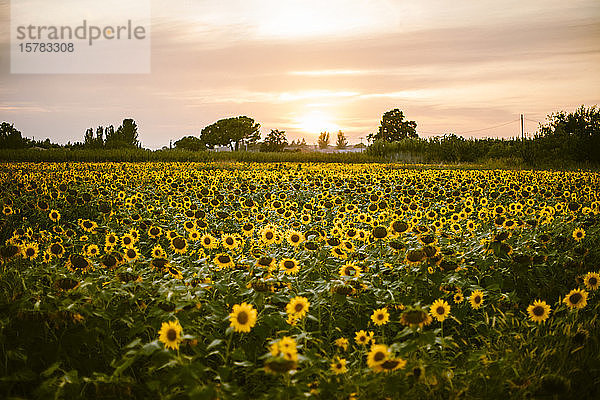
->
[167,266,183,279]
[367,344,390,369]
[147,226,162,239]
[170,236,188,254]
[100,253,119,269]
[375,358,407,373]
[330,357,347,374]
[121,233,135,248]
[563,288,588,309]
[286,296,310,318]
[260,226,277,245]
[66,254,91,273]
[151,245,166,258]
[372,225,388,240]
[158,320,183,350]
[330,247,348,260]
[222,234,239,251]
[279,258,300,275]
[49,209,61,222]
[200,234,218,249]
[256,256,276,271]
[334,337,349,351]
[105,233,119,249]
[429,299,451,322]
[526,300,551,323]
[2,206,13,215]
[214,253,235,269]
[400,307,432,328]
[22,243,39,260]
[48,242,65,258]
[572,228,585,242]
[371,308,390,326]
[453,292,464,304]
[355,330,374,346]
[229,302,257,333]
[583,271,599,290]
[469,290,484,309]
[286,230,305,247]
[85,244,100,257]
[241,222,254,236]
[186,230,200,243]
[405,249,427,265]
[79,219,97,233]
[123,247,140,262]
[339,262,361,278]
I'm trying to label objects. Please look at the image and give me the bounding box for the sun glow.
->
[296,111,339,135]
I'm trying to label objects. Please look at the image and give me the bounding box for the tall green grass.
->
[0,149,383,163]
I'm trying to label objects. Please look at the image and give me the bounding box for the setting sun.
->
[296,111,340,136]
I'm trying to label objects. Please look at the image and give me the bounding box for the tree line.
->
[2,105,599,166]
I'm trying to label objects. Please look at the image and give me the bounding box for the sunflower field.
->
[1,162,599,399]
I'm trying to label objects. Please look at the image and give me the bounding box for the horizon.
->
[1,0,599,149]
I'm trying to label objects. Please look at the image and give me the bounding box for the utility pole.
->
[359,136,364,152]
[520,114,524,140]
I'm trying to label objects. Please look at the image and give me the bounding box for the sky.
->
[0,0,599,148]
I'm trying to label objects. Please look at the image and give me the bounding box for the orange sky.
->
[1,0,599,148]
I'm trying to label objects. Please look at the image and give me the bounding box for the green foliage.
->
[336,130,348,149]
[368,109,418,142]
[0,122,27,149]
[260,130,287,152]
[175,136,205,151]
[200,116,260,151]
[318,132,330,149]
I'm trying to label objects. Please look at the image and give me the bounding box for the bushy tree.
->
[104,119,139,149]
[200,116,260,150]
[318,132,330,149]
[368,109,417,142]
[0,122,27,149]
[336,130,348,149]
[175,136,205,151]
[260,129,287,152]
[537,105,600,163]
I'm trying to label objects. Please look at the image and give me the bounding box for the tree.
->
[336,130,348,149]
[105,119,139,148]
[200,116,260,150]
[0,122,27,149]
[260,129,287,152]
[537,105,600,163]
[318,132,330,149]
[175,136,205,151]
[367,109,417,142]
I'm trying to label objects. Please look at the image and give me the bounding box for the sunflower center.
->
[127,249,136,258]
[26,248,35,256]
[474,296,481,304]
[265,232,274,240]
[294,303,304,312]
[373,226,387,238]
[569,293,582,304]
[284,260,295,269]
[436,306,445,315]
[166,328,177,341]
[373,351,385,362]
[173,237,186,249]
[71,255,88,269]
[381,360,399,369]
[237,311,249,325]
[589,277,598,286]
[291,235,300,242]
[226,238,234,245]
[218,255,231,263]
[532,305,545,316]
[377,313,384,320]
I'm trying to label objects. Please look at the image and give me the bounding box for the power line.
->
[418,119,519,135]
